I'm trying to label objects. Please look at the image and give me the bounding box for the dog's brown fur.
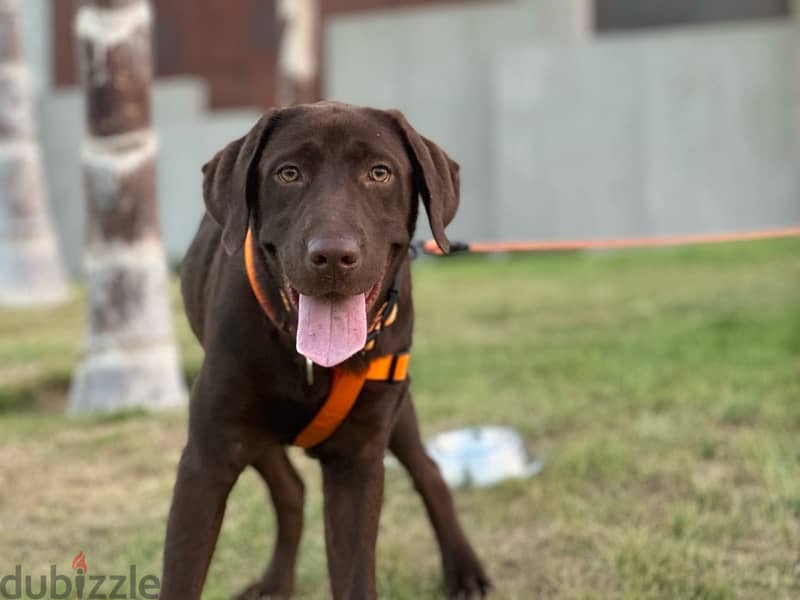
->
[160,102,490,599]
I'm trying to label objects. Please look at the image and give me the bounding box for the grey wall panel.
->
[326,1,587,243]
[495,24,800,241]
[496,43,648,240]
[329,4,799,245]
[640,25,800,233]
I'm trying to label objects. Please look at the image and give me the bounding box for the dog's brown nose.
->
[306,238,361,273]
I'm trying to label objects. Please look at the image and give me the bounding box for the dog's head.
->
[201,102,459,366]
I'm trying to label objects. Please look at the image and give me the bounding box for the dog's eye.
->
[369,165,391,183]
[277,166,300,183]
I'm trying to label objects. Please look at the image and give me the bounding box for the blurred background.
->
[1,1,799,598]
[16,0,800,274]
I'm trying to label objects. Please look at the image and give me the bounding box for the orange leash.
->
[420,226,800,255]
[244,227,409,449]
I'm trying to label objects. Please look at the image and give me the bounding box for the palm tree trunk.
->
[0,0,68,306]
[69,0,186,412]
[277,0,320,106]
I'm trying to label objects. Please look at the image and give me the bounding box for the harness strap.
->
[293,353,410,449]
[243,227,410,449]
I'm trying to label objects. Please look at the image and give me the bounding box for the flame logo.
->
[72,550,88,573]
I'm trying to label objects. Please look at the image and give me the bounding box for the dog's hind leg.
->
[389,393,492,598]
[236,445,305,600]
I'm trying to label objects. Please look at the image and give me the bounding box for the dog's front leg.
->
[160,438,244,600]
[319,444,385,600]
[160,369,251,600]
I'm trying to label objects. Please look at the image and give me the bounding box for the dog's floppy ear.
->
[387,110,459,254]
[202,110,279,255]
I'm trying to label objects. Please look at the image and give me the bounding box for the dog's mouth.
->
[283,266,386,313]
[284,261,388,368]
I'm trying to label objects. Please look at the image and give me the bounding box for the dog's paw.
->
[443,549,493,599]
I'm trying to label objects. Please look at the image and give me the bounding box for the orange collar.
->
[244,228,410,449]
[244,228,292,332]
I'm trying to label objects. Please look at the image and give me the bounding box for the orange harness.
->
[244,229,409,449]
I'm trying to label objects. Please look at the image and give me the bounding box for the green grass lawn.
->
[0,238,798,599]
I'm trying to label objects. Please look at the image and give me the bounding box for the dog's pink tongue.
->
[297,293,367,367]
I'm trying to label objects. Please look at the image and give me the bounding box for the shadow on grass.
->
[0,364,200,416]
[0,372,72,414]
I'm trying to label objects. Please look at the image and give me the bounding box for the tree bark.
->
[0,0,68,306]
[69,0,186,412]
[277,0,320,106]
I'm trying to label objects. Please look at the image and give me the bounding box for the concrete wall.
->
[327,2,800,243]
[496,23,800,240]
[326,0,589,242]
[17,0,49,97]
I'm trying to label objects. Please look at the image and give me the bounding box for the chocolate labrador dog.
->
[160,102,490,599]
